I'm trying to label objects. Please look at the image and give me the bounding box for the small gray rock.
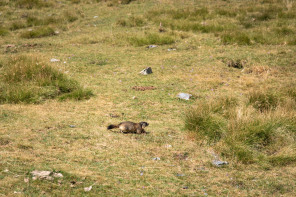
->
[152,157,160,161]
[177,93,192,100]
[140,67,153,75]
[147,45,157,49]
[212,160,228,167]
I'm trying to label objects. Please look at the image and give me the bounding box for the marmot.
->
[107,121,149,134]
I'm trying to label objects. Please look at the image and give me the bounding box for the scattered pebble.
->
[94,16,98,18]
[167,48,176,51]
[152,157,160,161]
[84,185,92,192]
[176,173,185,177]
[24,178,29,183]
[50,58,60,62]
[212,160,228,167]
[69,125,76,128]
[132,96,137,99]
[164,144,172,148]
[177,93,192,100]
[146,45,157,49]
[182,186,188,189]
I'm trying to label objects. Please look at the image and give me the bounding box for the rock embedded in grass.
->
[212,160,228,167]
[177,93,192,100]
[139,67,153,75]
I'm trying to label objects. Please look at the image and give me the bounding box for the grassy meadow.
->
[0,0,296,196]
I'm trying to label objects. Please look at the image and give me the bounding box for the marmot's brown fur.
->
[107,121,149,134]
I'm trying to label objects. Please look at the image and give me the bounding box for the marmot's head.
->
[140,122,149,128]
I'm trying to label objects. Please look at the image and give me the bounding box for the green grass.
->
[0,56,93,104]
[1,0,296,196]
[128,33,176,46]
[185,94,296,165]
[20,27,56,38]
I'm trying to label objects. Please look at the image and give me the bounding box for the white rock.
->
[50,58,60,62]
[53,173,63,178]
[84,185,92,192]
[177,93,192,100]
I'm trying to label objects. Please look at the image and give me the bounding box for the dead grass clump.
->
[225,59,246,69]
[248,91,280,112]
[0,55,93,104]
[242,65,272,75]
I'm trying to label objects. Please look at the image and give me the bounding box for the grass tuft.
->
[221,32,251,45]
[0,26,9,36]
[128,33,175,46]
[20,27,56,38]
[185,95,296,165]
[248,91,279,112]
[0,55,93,104]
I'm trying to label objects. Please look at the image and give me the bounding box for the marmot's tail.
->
[107,124,119,130]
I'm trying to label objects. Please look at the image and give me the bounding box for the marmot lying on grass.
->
[107,121,149,134]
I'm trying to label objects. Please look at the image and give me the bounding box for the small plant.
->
[248,91,279,112]
[20,27,56,38]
